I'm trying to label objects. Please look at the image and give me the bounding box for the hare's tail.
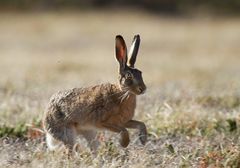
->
[46,132,62,151]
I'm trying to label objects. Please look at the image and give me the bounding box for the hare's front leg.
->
[101,123,130,148]
[125,120,147,145]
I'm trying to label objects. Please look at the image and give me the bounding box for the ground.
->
[0,11,240,167]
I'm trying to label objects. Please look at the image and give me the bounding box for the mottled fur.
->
[43,35,147,153]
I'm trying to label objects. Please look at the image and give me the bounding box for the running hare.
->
[43,35,147,154]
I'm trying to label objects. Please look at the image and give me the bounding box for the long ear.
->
[115,35,127,73]
[128,34,140,67]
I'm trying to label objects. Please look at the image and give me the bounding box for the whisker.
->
[120,90,129,103]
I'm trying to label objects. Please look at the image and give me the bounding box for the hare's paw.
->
[120,130,130,148]
[139,130,147,145]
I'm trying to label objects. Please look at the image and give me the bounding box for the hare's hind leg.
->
[62,126,77,154]
[80,130,100,152]
[47,125,77,154]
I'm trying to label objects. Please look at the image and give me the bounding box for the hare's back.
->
[48,83,119,114]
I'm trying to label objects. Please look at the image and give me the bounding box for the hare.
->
[43,35,147,154]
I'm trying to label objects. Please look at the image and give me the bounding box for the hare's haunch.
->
[43,35,147,153]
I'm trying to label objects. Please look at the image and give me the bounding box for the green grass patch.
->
[0,123,27,138]
[0,118,43,138]
[147,112,239,138]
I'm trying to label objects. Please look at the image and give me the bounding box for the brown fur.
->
[43,35,147,153]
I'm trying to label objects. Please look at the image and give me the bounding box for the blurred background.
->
[0,0,240,123]
[1,1,240,167]
[1,0,240,15]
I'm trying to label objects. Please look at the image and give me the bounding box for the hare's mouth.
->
[121,86,146,95]
[130,88,146,95]
[133,86,146,95]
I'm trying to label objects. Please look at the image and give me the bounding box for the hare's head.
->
[115,35,146,95]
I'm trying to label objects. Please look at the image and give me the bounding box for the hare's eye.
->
[125,72,132,78]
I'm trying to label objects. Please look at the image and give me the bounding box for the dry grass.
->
[0,10,240,167]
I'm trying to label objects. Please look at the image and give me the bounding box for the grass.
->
[0,10,240,167]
